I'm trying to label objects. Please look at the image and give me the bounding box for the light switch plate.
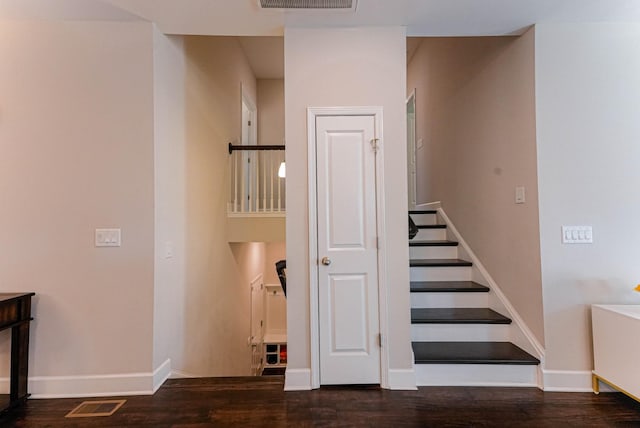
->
[515,186,525,204]
[562,226,593,244]
[165,241,174,259]
[95,229,121,247]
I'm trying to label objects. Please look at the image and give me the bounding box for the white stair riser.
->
[411,324,510,342]
[414,229,447,240]
[410,266,472,282]
[411,292,488,308]
[409,246,458,259]
[414,364,538,387]
[410,213,437,225]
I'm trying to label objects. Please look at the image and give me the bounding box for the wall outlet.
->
[95,229,121,247]
[562,226,593,244]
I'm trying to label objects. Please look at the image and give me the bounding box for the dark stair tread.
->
[409,210,437,215]
[412,342,540,365]
[410,281,489,293]
[409,240,458,247]
[417,224,447,229]
[411,308,511,324]
[410,259,472,267]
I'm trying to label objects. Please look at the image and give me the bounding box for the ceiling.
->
[238,37,285,79]
[2,0,640,79]
[2,0,640,36]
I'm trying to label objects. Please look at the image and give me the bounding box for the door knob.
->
[321,257,331,266]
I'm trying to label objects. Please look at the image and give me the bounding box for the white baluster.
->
[263,151,267,213]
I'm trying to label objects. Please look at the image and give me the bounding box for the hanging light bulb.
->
[278,161,286,178]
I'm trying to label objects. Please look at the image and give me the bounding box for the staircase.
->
[409,210,540,386]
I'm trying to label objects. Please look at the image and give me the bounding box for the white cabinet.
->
[263,333,287,370]
[592,304,640,401]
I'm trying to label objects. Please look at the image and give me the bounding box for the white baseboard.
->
[415,201,441,210]
[542,369,614,392]
[387,369,417,390]
[0,360,173,399]
[284,368,312,391]
[29,374,153,399]
[153,359,172,392]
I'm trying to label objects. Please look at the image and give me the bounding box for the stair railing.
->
[228,143,285,216]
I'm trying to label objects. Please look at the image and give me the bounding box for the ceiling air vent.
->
[259,0,357,10]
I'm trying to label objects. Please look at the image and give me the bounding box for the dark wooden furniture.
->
[0,292,35,414]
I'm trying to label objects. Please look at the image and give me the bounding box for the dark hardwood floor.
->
[1,376,639,427]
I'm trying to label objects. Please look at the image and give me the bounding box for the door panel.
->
[325,132,365,248]
[329,274,369,352]
[316,115,380,385]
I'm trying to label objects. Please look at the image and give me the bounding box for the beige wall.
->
[536,23,640,383]
[257,79,285,146]
[285,27,413,388]
[264,242,286,286]
[407,30,544,346]
[264,242,286,334]
[0,23,278,389]
[0,21,155,387]
[256,78,286,212]
[181,36,257,376]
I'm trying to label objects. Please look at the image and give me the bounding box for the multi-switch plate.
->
[95,229,121,247]
[562,226,593,244]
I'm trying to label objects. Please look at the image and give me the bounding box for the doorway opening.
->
[167,34,285,379]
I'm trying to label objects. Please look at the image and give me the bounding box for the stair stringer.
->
[435,206,546,389]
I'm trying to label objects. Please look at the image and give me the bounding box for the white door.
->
[316,115,381,385]
[241,95,256,211]
[250,275,264,375]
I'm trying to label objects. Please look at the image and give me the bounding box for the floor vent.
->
[65,400,126,418]
[259,0,356,10]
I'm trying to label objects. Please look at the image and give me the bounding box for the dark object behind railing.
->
[229,143,285,154]
[275,260,286,297]
[409,215,418,240]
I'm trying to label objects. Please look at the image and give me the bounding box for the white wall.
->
[406,30,544,346]
[153,29,186,375]
[536,23,640,389]
[284,27,413,389]
[0,21,156,395]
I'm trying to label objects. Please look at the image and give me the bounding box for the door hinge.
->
[248,120,252,126]
[370,138,380,152]
[377,333,382,347]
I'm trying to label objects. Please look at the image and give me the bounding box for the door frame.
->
[406,90,417,210]
[241,85,257,210]
[307,106,389,389]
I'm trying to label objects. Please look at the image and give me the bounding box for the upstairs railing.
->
[228,143,286,216]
